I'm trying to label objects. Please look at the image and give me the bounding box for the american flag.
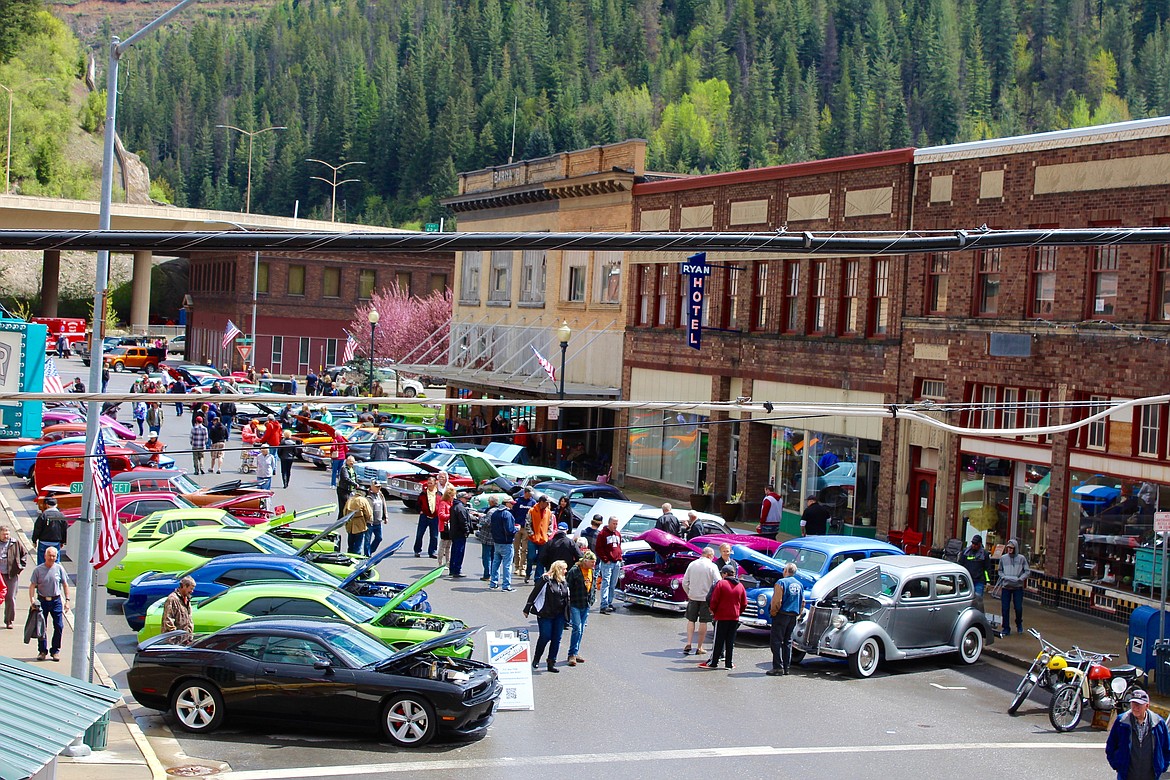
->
[222,319,243,348]
[89,434,124,569]
[341,332,357,364]
[43,356,65,395]
[531,346,557,385]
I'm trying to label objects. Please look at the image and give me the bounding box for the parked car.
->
[349,424,439,462]
[57,491,266,527]
[732,535,904,630]
[121,508,335,551]
[615,530,704,611]
[37,469,277,518]
[13,429,131,479]
[792,555,994,678]
[167,335,185,355]
[104,345,167,373]
[361,449,486,506]
[31,441,172,493]
[468,465,578,513]
[127,620,499,746]
[122,539,428,631]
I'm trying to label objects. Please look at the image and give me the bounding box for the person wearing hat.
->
[447,491,471,578]
[510,492,531,578]
[261,413,283,448]
[488,496,519,590]
[539,519,581,574]
[1107,688,1170,779]
[800,495,832,536]
[144,431,166,466]
[31,498,68,566]
[961,534,994,597]
[189,415,209,475]
[699,563,747,670]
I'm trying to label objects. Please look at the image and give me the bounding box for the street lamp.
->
[556,321,571,470]
[306,158,365,222]
[367,308,380,395]
[216,124,286,213]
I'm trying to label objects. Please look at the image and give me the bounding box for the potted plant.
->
[690,482,714,512]
[721,491,743,523]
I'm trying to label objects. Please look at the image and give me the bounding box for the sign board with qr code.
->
[487,629,535,711]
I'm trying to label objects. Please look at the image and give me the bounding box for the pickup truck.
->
[104,346,167,373]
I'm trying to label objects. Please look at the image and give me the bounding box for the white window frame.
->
[919,379,945,401]
[519,250,546,305]
[979,385,997,430]
[460,251,482,304]
[1022,389,1041,441]
[271,335,283,367]
[563,251,588,303]
[298,337,310,369]
[1140,404,1161,457]
[1087,395,1108,450]
[325,338,338,367]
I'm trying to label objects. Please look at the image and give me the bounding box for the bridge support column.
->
[39,250,60,316]
[130,250,152,334]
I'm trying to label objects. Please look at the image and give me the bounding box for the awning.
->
[0,656,121,780]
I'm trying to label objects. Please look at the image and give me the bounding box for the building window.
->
[1091,245,1119,317]
[782,261,800,333]
[287,265,305,296]
[1156,245,1170,321]
[979,385,997,429]
[841,259,860,333]
[519,249,546,304]
[429,274,448,294]
[564,251,588,303]
[809,260,827,333]
[257,262,269,294]
[1001,387,1019,429]
[322,267,341,298]
[488,251,512,303]
[595,251,623,304]
[460,251,481,303]
[926,253,948,314]
[656,265,672,326]
[271,335,283,366]
[721,267,741,330]
[1140,404,1161,457]
[637,265,653,326]
[358,269,375,300]
[870,259,889,335]
[1029,246,1057,318]
[325,338,337,366]
[1022,388,1042,441]
[1086,394,1108,450]
[751,261,771,332]
[299,337,310,367]
[395,272,412,295]
[626,409,705,489]
[918,379,946,401]
[975,249,1002,315]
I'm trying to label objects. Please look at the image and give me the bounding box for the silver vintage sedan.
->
[792,555,993,678]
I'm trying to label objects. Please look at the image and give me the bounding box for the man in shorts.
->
[680,546,721,656]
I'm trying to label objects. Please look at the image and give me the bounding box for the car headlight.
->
[831,615,848,630]
[670,579,680,590]
[757,593,768,607]
[618,570,625,580]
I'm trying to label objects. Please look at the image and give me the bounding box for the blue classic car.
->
[732,535,904,630]
[121,537,428,630]
[15,433,176,478]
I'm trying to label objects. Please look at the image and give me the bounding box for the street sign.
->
[70,481,131,494]
[0,404,23,439]
[236,344,253,362]
[1156,512,1170,533]
[486,629,535,710]
[424,223,440,232]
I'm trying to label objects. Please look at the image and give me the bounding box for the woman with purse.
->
[524,559,570,673]
[436,485,456,567]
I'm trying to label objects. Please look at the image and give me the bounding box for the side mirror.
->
[313,659,333,671]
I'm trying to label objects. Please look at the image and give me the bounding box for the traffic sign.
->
[424,223,440,232]
[236,344,253,361]
[70,481,131,494]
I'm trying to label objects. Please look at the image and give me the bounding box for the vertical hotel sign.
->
[680,252,709,350]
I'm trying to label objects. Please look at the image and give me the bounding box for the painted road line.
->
[216,741,1106,780]
[930,683,968,690]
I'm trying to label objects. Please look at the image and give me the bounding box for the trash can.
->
[83,711,109,751]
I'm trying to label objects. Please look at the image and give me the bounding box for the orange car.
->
[37,469,278,518]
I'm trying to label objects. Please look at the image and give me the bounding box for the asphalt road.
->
[21,363,1111,779]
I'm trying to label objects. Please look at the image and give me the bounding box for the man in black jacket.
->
[31,498,68,565]
[540,523,581,572]
[447,492,471,578]
[961,534,995,598]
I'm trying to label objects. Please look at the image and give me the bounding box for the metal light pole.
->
[76,0,200,709]
[367,308,380,394]
[216,123,285,213]
[306,158,365,222]
[556,321,571,470]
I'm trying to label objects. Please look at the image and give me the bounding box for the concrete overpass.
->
[0,194,395,332]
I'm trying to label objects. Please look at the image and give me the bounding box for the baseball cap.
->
[503,496,516,504]
[1131,689,1151,704]
[148,431,158,439]
[720,564,737,576]
[558,522,568,532]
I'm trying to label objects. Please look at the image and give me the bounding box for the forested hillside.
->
[59,0,1170,224]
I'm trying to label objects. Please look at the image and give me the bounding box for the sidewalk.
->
[0,478,226,780]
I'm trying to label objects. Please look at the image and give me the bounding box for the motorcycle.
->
[1008,629,1075,714]
[1048,648,1147,732]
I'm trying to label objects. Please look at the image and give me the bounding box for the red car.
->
[38,469,278,521]
[32,441,159,494]
[59,491,277,525]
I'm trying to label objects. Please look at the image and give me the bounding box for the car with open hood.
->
[121,506,337,550]
[60,492,271,527]
[122,537,429,630]
[360,448,483,505]
[106,523,377,596]
[615,529,704,611]
[127,620,498,746]
[731,535,904,630]
[37,469,278,519]
[791,555,993,678]
[138,566,469,658]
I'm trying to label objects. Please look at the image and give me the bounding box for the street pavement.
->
[0,358,1125,779]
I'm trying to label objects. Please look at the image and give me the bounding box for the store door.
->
[909,470,936,535]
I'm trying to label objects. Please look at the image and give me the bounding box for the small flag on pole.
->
[89,434,125,569]
[222,320,243,348]
[341,332,358,365]
[43,356,65,395]
[531,346,557,385]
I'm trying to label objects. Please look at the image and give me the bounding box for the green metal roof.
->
[0,656,121,780]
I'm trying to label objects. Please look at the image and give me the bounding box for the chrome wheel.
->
[1049,684,1084,732]
[382,695,436,747]
[171,682,223,733]
[958,626,983,665]
[849,637,881,678]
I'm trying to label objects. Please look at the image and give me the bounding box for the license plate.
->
[627,595,651,606]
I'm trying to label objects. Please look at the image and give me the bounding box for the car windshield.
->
[348,429,374,443]
[624,515,655,534]
[380,429,408,441]
[416,451,451,467]
[325,589,378,623]
[773,547,828,575]
[318,624,395,668]
[300,563,342,586]
[172,474,200,493]
[538,485,568,503]
[254,533,299,556]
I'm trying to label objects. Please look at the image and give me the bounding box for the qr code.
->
[505,687,517,700]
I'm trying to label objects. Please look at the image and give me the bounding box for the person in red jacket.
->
[699,564,747,670]
[261,415,283,447]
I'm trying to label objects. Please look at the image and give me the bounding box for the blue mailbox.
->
[1129,605,1168,670]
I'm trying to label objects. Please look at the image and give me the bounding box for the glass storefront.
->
[627,410,707,489]
[770,427,880,528]
[1070,470,1165,592]
[958,455,1050,568]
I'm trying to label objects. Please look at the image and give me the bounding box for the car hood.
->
[482,442,525,463]
[374,566,447,617]
[267,503,334,530]
[730,545,786,577]
[809,560,883,604]
[462,451,499,487]
[692,534,781,556]
[294,515,350,556]
[375,626,483,669]
[339,537,406,587]
[634,528,701,558]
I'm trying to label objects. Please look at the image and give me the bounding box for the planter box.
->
[690,494,712,512]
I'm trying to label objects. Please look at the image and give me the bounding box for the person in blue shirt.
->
[766,562,804,676]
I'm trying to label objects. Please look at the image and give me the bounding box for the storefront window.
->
[627,410,706,489]
[959,456,1050,568]
[769,428,880,528]
[1071,471,1162,591]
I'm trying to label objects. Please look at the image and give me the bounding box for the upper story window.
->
[1090,245,1119,318]
[460,251,482,304]
[720,267,741,330]
[358,269,375,300]
[975,249,1002,316]
[1155,244,1170,321]
[563,251,587,303]
[519,249,546,305]
[595,251,623,304]
[1022,388,1043,441]
[1029,246,1057,319]
[637,265,653,326]
[979,384,997,429]
[1086,394,1108,450]
[257,262,270,294]
[750,261,771,332]
[288,265,305,296]
[395,272,412,295]
[656,265,673,326]
[782,261,800,333]
[488,250,512,303]
[322,267,341,298]
[918,379,946,401]
[841,259,860,333]
[870,259,889,336]
[809,260,827,333]
[926,253,948,314]
[1139,404,1163,457]
[429,274,448,294]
